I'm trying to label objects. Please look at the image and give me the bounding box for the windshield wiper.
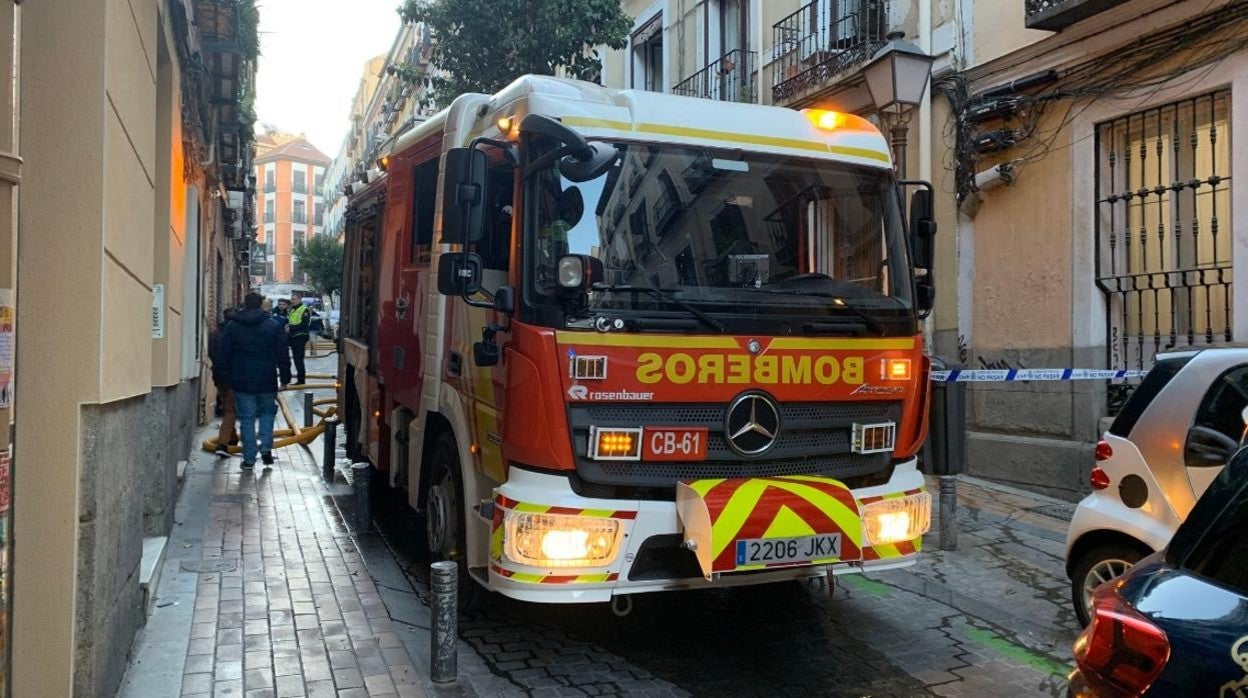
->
[747,288,889,336]
[591,284,725,332]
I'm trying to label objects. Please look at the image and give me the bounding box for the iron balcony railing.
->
[1025,0,1128,31]
[672,48,758,103]
[772,0,888,104]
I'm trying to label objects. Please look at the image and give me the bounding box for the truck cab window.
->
[410,159,438,265]
[477,159,514,273]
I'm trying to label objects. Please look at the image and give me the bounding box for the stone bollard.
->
[321,417,337,482]
[940,475,959,551]
[430,560,458,683]
[351,462,371,533]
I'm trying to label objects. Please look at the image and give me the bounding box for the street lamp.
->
[862,31,935,176]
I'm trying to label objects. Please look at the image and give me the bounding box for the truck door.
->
[447,155,515,484]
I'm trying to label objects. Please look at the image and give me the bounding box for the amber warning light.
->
[882,358,912,381]
[588,426,642,461]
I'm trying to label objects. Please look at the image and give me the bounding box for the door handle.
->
[447,351,462,377]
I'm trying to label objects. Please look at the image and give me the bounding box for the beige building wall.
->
[14,0,231,694]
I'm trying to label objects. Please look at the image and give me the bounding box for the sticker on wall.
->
[0,289,12,410]
[152,283,165,339]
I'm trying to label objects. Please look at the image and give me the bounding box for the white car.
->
[1065,347,1248,625]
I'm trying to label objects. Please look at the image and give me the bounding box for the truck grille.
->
[568,400,903,490]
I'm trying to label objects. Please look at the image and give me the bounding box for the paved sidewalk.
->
[119,426,430,698]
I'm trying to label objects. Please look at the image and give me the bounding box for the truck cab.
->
[339,76,937,604]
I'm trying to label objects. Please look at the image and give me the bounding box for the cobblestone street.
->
[119,359,1082,698]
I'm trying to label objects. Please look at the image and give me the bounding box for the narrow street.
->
[359,468,1078,698]
[119,351,1079,697]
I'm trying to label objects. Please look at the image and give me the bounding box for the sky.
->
[254,0,403,157]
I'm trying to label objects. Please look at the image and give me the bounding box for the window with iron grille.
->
[1096,90,1233,387]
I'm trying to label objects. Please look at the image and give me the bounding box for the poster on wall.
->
[0,289,12,410]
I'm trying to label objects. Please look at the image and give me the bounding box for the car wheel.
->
[1071,542,1148,626]
[425,431,481,611]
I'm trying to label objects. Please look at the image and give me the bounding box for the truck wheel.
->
[1070,541,1148,626]
[425,431,480,610]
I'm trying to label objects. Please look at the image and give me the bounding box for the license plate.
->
[642,427,708,462]
[735,534,843,566]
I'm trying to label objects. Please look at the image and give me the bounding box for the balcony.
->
[1025,0,1129,30]
[672,49,758,103]
[772,0,888,105]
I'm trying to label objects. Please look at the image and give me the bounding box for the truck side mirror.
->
[441,147,487,245]
[909,188,936,269]
[437,253,482,297]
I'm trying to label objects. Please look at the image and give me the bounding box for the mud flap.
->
[676,476,864,580]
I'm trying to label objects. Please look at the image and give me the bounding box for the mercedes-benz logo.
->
[725,392,781,455]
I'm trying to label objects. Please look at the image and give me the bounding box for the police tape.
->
[929,368,1149,383]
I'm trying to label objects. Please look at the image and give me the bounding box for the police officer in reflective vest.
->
[287,291,313,386]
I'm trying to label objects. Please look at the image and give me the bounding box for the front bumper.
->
[486,458,928,603]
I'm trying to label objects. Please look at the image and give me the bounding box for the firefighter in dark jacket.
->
[286,291,314,386]
[208,308,238,456]
[218,292,291,470]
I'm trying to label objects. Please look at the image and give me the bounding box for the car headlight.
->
[862,492,931,545]
[504,511,623,568]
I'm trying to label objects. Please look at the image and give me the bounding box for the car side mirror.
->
[441,147,487,244]
[1185,425,1238,468]
[559,142,618,183]
[437,253,482,297]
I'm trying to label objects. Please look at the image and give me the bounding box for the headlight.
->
[862,492,931,545]
[504,512,623,568]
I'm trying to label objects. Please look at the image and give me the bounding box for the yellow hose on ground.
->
[202,351,340,454]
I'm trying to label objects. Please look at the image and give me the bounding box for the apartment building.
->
[255,130,330,283]
[323,21,437,237]
[601,0,1248,499]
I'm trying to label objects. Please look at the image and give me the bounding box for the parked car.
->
[1068,440,1248,697]
[1066,348,1248,625]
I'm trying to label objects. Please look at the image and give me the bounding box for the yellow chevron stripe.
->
[872,544,902,558]
[709,480,768,560]
[508,571,546,583]
[512,502,552,514]
[577,508,617,518]
[690,478,726,497]
[755,479,863,546]
[490,524,504,561]
[574,573,613,583]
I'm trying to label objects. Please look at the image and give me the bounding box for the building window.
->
[264,168,275,193]
[292,169,307,194]
[314,168,325,191]
[264,206,274,224]
[314,201,324,226]
[1096,90,1232,384]
[293,199,306,224]
[631,14,663,92]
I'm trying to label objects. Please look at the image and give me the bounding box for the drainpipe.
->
[918,0,933,351]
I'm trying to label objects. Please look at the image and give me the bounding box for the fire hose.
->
[202,380,339,454]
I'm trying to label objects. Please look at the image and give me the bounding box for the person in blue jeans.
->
[217,291,291,470]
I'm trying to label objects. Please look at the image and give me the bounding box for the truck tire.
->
[425,430,481,610]
[1070,541,1148,627]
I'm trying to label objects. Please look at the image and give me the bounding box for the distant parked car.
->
[1066,348,1248,625]
[1068,442,1248,697]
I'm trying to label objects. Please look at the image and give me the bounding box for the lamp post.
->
[862,31,935,176]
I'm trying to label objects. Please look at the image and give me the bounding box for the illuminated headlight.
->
[862,492,931,545]
[504,512,623,568]
[588,426,642,460]
[557,255,585,288]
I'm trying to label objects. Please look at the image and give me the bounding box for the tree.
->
[398,0,631,103]
[292,235,343,298]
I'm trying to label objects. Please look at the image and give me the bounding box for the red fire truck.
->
[339,76,937,607]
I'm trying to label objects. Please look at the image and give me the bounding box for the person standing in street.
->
[208,308,238,457]
[287,291,312,386]
[219,291,290,470]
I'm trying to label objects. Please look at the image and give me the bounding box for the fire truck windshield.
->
[525,141,914,334]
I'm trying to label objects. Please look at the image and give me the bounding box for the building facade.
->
[322,21,437,237]
[600,0,1248,500]
[254,131,330,284]
[11,0,256,695]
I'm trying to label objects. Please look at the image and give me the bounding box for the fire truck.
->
[339,75,937,608]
